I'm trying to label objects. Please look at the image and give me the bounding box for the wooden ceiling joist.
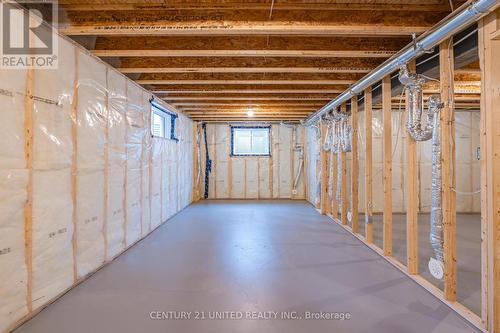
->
[64,24,427,37]
[59,8,444,37]
[172,102,324,106]
[119,67,372,74]
[58,1,457,12]
[93,49,396,58]
[163,97,334,101]
[116,57,385,70]
[138,79,355,85]
[185,112,312,115]
[57,0,469,122]
[153,89,344,94]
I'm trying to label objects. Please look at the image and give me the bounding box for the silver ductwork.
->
[428,95,445,278]
[305,0,499,125]
[398,66,436,141]
[340,118,352,153]
[399,66,445,279]
[399,65,446,279]
[323,120,335,201]
[324,109,352,209]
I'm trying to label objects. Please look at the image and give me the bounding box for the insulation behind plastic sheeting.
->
[167,141,177,219]
[0,68,28,332]
[142,99,152,235]
[278,126,292,198]
[201,124,305,200]
[215,125,229,198]
[32,39,75,310]
[107,166,125,258]
[258,158,271,198]
[125,83,145,246]
[306,125,319,205]
[271,124,280,198]
[0,69,26,169]
[246,159,259,198]
[150,138,162,229]
[231,159,246,198]
[106,70,127,258]
[160,140,169,222]
[0,171,28,332]
[32,169,74,310]
[179,116,194,208]
[75,51,106,278]
[0,10,194,330]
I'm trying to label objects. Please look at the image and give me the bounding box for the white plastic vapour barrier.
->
[0,17,193,333]
[200,124,306,199]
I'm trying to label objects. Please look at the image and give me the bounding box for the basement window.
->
[231,126,271,156]
[151,102,178,141]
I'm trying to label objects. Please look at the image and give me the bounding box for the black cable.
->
[202,123,212,199]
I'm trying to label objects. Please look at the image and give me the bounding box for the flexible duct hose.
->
[399,65,446,279]
[399,66,434,141]
[429,95,444,264]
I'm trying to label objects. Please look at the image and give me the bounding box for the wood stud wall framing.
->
[479,11,500,332]
[340,103,348,226]
[364,87,373,244]
[316,14,500,333]
[406,60,419,275]
[350,95,359,234]
[440,39,457,302]
[382,75,393,257]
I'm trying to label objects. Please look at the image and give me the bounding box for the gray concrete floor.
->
[15,200,479,333]
[357,212,481,315]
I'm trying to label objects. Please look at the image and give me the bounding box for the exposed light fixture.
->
[247,108,255,117]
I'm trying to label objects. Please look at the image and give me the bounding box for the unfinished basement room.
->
[1,0,500,332]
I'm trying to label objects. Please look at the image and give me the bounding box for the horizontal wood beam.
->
[58,1,455,12]
[183,111,311,117]
[154,89,344,94]
[93,49,395,58]
[189,115,306,118]
[173,102,324,106]
[63,23,427,37]
[118,56,385,70]
[119,67,372,74]
[162,96,334,101]
[181,106,315,110]
[140,79,354,85]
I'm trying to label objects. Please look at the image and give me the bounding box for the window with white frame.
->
[231,126,271,156]
[151,103,178,140]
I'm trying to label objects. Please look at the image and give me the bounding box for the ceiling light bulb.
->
[247,109,255,117]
